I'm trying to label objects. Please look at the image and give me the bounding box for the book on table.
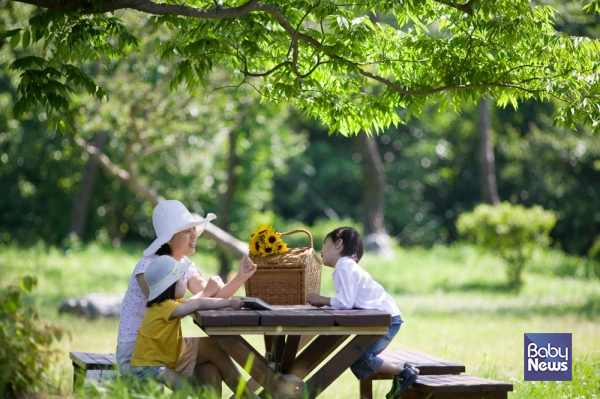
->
[235,296,275,311]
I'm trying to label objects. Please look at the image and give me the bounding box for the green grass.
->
[1,242,599,398]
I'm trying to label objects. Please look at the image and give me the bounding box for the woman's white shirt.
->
[117,254,200,344]
[330,256,401,317]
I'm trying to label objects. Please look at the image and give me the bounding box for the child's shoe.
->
[385,363,419,399]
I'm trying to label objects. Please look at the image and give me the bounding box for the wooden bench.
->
[70,352,117,391]
[360,350,466,399]
[404,374,514,398]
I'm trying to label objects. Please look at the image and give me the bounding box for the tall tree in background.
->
[218,127,240,277]
[477,98,500,205]
[355,133,393,257]
[67,131,106,237]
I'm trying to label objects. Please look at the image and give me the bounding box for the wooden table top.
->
[193,305,392,335]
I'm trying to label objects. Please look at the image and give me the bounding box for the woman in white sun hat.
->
[116,200,257,394]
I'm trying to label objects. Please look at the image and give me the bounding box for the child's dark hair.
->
[155,243,172,256]
[325,227,364,262]
[147,281,177,307]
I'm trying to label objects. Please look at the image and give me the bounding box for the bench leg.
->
[72,363,86,392]
[359,376,373,399]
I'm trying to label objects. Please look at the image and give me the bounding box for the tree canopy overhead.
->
[3,0,600,134]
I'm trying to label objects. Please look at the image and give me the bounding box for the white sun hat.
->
[145,255,192,300]
[143,200,217,257]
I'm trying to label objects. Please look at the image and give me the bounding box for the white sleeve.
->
[183,259,200,282]
[330,266,357,310]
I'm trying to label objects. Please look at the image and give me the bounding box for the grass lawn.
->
[1,242,599,398]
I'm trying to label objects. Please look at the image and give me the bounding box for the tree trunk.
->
[478,98,500,205]
[68,131,107,238]
[71,133,249,259]
[355,133,393,257]
[218,129,240,280]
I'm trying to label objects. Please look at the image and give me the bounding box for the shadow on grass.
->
[440,281,519,295]
[415,294,600,319]
[497,297,600,319]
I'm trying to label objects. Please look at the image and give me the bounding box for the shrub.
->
[456,202,556,288]
[0,276,68,398]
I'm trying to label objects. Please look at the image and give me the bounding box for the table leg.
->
[270,335,286,371]
[304,334,382,399]
[211,335,281,395]
[292,335,349,378]
[264,335,273,359]
[280,335,301,374]
[359,376,374,399]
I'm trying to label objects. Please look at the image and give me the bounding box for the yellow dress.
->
[130,298,184,369]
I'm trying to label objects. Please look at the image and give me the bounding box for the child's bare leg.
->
[157,367,185,391]
[196,337,256,398]
[193,362,222,397]
[376,360,420,375]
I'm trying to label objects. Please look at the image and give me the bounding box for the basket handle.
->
[279,229,313,249]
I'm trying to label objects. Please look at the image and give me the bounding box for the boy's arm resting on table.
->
[169,297,244,319]
[306,293,331,307]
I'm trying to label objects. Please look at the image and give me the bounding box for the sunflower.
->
[262,244,274,257]
[265,231,279,245]
[252,225,269,239]
[276,242,288,253]
[249,237,263,256]
[248,225,288,257]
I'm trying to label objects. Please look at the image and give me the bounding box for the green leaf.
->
[10,31,21,49]
[18,276,36,293]
[22,30,31,50]
[0,28,21,42]
[4,291,20,314]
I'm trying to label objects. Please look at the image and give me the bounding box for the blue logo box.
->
[524,333,572,381]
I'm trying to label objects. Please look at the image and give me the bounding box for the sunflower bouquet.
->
[249,225,288,257]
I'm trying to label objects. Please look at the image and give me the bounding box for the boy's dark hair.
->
[155,243,172,256]
[146,281,177,307]
[325,227,364,262]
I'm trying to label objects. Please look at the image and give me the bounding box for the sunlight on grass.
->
[1,242,599,398]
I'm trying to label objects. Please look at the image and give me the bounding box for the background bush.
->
[0,276,67,398]
[456,202,556,288]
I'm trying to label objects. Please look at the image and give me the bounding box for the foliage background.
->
[1,0,600,397]
[1,2,600,258]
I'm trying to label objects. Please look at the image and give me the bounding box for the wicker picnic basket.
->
[245,229,322,305]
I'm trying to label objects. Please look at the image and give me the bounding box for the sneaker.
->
[386,363,419,399]
[385,373,403,399]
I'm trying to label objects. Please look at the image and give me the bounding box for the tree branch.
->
[433,0,478,15]
[70,132,249,258]
[17,0,261,16]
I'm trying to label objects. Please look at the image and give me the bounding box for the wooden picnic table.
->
[192,305,391,399]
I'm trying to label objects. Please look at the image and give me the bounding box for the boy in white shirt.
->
[306,227,418,399]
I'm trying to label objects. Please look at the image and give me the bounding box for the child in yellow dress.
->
[130,255,253,397]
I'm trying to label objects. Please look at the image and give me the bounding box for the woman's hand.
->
[238,255,257,279]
